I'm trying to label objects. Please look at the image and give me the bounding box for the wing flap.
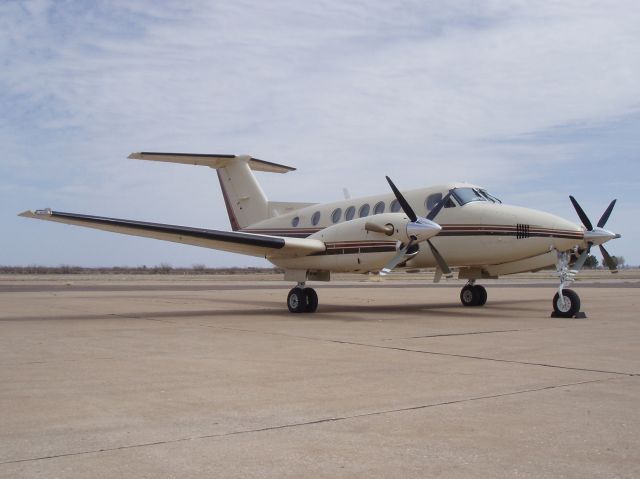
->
[19,209,324,258]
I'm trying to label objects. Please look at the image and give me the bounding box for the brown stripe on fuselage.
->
[241,225,583,240]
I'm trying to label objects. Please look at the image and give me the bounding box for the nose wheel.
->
[460,283,487,307]
[552,289,581,318]
[287,286,318,313]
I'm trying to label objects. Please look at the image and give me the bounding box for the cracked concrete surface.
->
[0,277,638,478]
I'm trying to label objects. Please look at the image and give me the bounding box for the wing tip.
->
[18,208,52,218]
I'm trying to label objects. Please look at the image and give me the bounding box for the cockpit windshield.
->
[452,188,485,205]
[451,187,502,206]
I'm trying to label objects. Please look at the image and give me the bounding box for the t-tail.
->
[129,152,312,230]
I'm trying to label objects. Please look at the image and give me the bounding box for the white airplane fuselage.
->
[243,183,584,275]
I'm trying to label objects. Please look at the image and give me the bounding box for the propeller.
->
[380,177,451,276]
[569,196,621,273]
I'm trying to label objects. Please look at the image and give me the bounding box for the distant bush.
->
[0,265,283,275]
[154,263,173,274]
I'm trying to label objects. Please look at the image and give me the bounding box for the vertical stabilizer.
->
[216,157,269,230]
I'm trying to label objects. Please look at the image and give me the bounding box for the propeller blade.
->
[380,241,412,276]
[427,239,451,276]
[426,191,452,221]
[572,245,591,271]
[386,176,417,222]
[569,195,593,231]
[599,245,618,273]
[597,199,617,228]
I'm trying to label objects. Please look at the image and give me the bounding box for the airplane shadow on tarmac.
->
[1,298,545,323]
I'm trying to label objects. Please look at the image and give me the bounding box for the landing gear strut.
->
[551,251,586,318]
[460,281,487,307]
[287,283,318,313]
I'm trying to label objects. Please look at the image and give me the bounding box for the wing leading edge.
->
[19,209,324,258]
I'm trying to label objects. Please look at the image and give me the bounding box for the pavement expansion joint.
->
[403,328,531,339]
[89,311,638,378]
[321,339,637,377]
[163,319,635,377]
[0,377,619,466]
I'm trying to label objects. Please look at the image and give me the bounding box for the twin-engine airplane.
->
[20,152,621,317]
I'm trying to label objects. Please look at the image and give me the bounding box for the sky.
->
[1,0,639,268]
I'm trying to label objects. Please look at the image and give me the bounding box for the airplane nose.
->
[407,218,442,242]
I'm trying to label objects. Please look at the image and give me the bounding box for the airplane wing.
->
[18,209,325,258]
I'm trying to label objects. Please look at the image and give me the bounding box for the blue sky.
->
[1,1,638,267]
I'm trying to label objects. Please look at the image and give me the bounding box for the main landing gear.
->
[460,281,487,307]
[287,283,318,313]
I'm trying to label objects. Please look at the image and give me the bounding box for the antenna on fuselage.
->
[342,188,351,200]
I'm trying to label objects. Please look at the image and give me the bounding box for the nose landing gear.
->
[551,251,586,318]
[287,283,318,313]
[460,281,487,307]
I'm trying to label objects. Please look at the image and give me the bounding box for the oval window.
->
[358,204,370,218]
[291,216,300,227]
[331,208,342,223]
[345,206,356,221]
[373,201,385,215]
[390,199,401,212]
[311,211,321,226]
[425,193,443,211]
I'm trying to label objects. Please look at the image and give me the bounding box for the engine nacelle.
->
[270,213,413,273]
[309,213,412,244]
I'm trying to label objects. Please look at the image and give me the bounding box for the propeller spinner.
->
[569,196,621,273]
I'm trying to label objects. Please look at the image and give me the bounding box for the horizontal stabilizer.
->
[19,209,324,258]
[128,152,295,173]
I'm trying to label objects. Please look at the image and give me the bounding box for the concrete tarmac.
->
[1,275,639,478]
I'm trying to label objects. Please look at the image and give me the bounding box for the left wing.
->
[19,209,325,258]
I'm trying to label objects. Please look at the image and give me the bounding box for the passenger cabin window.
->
[311,211,321,226]
[291,216,300,227]
[373,201,385,215]
[345,206,356,221]
[425,193,442,211]
[390,199,401,212]
[331,208,342,223]
[359,204,370,217]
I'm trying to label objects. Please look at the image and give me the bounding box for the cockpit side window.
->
[479,189,502,204]
[451,187,485,205]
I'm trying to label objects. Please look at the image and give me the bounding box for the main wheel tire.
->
[474,285,487,306]
[304,288,318,313]
[552,289,581,318]
[460,285,479,307]
[287,288,306,313]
